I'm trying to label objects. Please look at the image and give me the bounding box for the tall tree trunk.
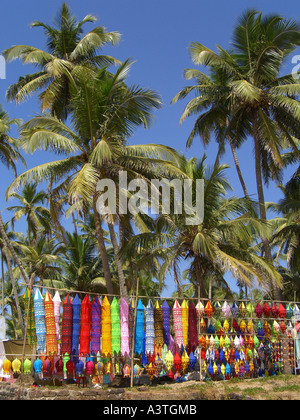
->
[252,117,283,301]
[194,255,205,298]
[93,194,114,298]
[2,242,24,335]
[228,136,250,200]
[107,220,128,300]
[0,213,30,287]
[173,263,183,299]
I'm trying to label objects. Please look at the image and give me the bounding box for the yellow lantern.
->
[223,319,230,333]
[3,359,11,375]
[12,358,21,374]
[240,320,246,333]
[213,362,218,375]
[181,350,189,373]
[165,350,174,371]
[219,336,225,348]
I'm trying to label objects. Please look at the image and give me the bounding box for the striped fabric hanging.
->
[145,300,155,355]
[111,297,121,354]
[154,300,164,350]
[33,289,47,354]
[61,294,72,355]
[91,296,101,354]
[53,291,61,354]
[71,294,81,355]
[101,296,112,356]
[79,294,91,355]
[23,288,36,346]
[134,299,144,355]
[120,297,130,356]
[173,300,184,350]
[44,291,58,354]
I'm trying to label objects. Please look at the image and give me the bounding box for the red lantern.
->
[263,302,271,317]
[255,302,263,318]
[174,352,182,372]
[233,319,239,332]
[205,301,214,318]
[271,303,278,318]
[278,304,286,319]
[280,320,286,333]
[199,335,206,348]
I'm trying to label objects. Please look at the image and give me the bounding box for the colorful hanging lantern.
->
[181,300,189,347]
[278,303,286,319]
[23,288,36,346]
[61,294,72,355]
[53,291,61,354]
[33,288,47,354]
[128,299,135,354]
[162,300,170,345]
[240,320,246,333]
[102,296,112,356]
[286,304,293,319]
[33,358,42,374]
[86,360,94,376]
[223,319,230,334]
[294,304,300,321]
[154,301,164,349]
[154,354,164,375]
[173,300,184,349]
[133,364,142,378]
[247,302,254,317]
[79,294,91,356]
[123,363,131,378]
[280,320,286,333]
[222,301,231,318]
[71,294,81,355]
[111,297,121,354]
[147,362,155,380]
[181,350,189,373]
[23,358,32,374]
[271,302,278,318]
[263,321,271,337]
[189,351,197,371]
[134,299,145,355]
[165,350,174,372]
[263,302,271,318]
[44,291,58,355]
[91,296,101,354]
[145,300,155,355]
[214,301,222,316]
[120,297,129,356]
[196,301,205,318]
[188,301,198,353]
[205,301,214,318]
[239,302,247,318]
[224,335,231,349]
[255,302,263,318]
[200,317,206,331]
[174,352,182,372]
[231,302,239,319]
[12,358,21,374]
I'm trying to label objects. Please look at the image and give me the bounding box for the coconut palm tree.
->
[6,61,184,298]
[7,183,51,245]
[121,156,282,298]
[3,2,121,120]
[173,9,300,299]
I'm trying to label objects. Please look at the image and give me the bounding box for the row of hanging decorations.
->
[11,288,300,382]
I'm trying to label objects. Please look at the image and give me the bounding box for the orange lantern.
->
[205,301,214,318]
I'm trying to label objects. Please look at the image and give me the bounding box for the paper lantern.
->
[205,301,213,318]
[111,297,121,354]
[224,335,231,349]
[271,303,278,318]
[61,294,73,355]
[232,319,239,332]
[262,302,271,318]
[188,301,198,353]
[247,302,254,317]
[63,352,70,373]
[263,321,271,337]
[147,362,155,379]
[154,354,164,375]
[222,301,231,318]
[12,358,21,374]
[33,288,47,354]
[174,352,182,372]
[196,301,204,318]
[53,291,61,354]
[165,349,174,371]
[239,302,247,318]
[247,320,253,333]
[101,296,112,356]
[214,335,220,349]
[44,291,58,355]
[181,300,189,347]
[91,296,101,354]
[280,320,286,333]
[214,301,222,316]
[128,298,135,353]
[219,336,225,348]
[23,358,32,374]
[286,304,293,319]
[123,363,131,378]
[173,300,184,349]
[145,300,155,355]
[86,360,94,376]
[134,364,142,378]
[278,303,286,319]
[181,350,189,373]
[234,336,240,348]
[79,294,91,355]
[66,359,75,375]
[23,288,37,346]
[134,299,145,355]
[120,297,129,356]
[294,304,300,321]
[189,351,197,371]
[240,320,246,333]
[71,294,81,355]
[33,358,42,374]
[231,302,239,319]
[162,300,170,345]
[255,302,263,318]
[223,319,230,333]
[154,301,164,349]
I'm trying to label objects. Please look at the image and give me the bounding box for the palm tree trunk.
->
[173,263,183,299]
[2,242,25,335]
[93,194,114,298]
[228,136,250,199]
[194,255,205,298]
[0,213,30,287]
[107,220,128,300]
[252,117,283,301]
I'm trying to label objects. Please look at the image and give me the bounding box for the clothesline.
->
[18,281,300,306]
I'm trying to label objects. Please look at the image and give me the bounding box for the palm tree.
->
[121,156,282,298]
[6,61,184,298]
[3,2,121,120]
[7,183,51,245]
[173,9,300,299]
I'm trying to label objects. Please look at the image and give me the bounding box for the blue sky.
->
[0,0,299,296]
